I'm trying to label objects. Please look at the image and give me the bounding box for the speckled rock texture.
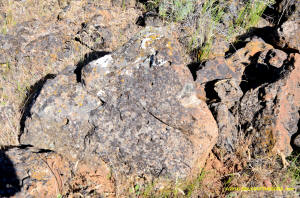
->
[0,146,114,198]
[276,0,300,51]
[195,37,299,158]
[239,53,300,156]
[21,27,218,180]
[0,0,142,146]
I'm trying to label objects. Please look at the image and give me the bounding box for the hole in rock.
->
[204,79,221,104]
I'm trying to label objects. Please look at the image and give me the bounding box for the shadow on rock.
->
[19,74,56,137]
[74,51,110,82]
[263,0,297,27]
[239,51,283,92]
[0,149,20,197]
[291,112,300,152]
[19,50,109,141]
[225,27,299,58]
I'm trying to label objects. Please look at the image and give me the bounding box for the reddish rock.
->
[0,147,114,198]
[277,7,300,51]
[272,53,300,154]
[240,53,300,156]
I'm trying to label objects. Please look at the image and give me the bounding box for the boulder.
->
[21,27,218,180]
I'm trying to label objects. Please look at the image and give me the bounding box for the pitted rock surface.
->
[21,27,218,179]
[21,67,102,160]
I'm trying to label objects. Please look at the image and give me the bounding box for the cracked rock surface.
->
[21,27,218,179]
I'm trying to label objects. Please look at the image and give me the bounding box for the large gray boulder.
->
[21,27,218,179]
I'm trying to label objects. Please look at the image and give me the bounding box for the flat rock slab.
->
[21,27,218,179]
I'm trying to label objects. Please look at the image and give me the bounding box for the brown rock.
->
[257,49,288,68]
[240,53,300,156]
[0,147,114,198]
[272,53,300,154]
[277,4,300,51]
[196,57,240,84]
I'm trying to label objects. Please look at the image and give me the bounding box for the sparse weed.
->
[287,153,300,186]
[146,0,196,22]
[145,0,275,61]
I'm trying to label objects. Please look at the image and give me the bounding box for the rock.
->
[277,19,300,51]
[212,103,239,154]
[196,39,274,85]
[21,27,218,180]
[75,8,141,51]
[137,12,164,27]
[0,0,141,147]
[0,146,114,197]
[257,49,288,68]
[208,37,230,58]
[213,79,243,109]
[75,14,112,50]
[195,57,241,84]
[294,133,300,148]
[239,53,300,156]
[21,67,102,160]
[277,1,300,50]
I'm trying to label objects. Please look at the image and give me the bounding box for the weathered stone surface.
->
[21,27,218,180]
[214,79,243,109]
[0,147,114,198]
[196,57,240,84]
[21,67,102,160]
[0,0,142,146]
[239,53,300,156]
[257,49,288,68]
[211,103,239,153]
[277,0,300,50]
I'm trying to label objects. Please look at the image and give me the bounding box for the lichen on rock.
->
[21,27,218,180]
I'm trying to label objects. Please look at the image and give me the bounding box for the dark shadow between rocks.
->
[204,79,221,104]
[74,51,110,83]
[187,62,203,81]
[225,26,299,58]
[263,0,297,27]
[0,149,21,197]
[239,51,283,93]
[19,74,56,139]
[291,111,300,152]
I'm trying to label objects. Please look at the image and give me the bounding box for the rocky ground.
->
[0,0,299,197]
